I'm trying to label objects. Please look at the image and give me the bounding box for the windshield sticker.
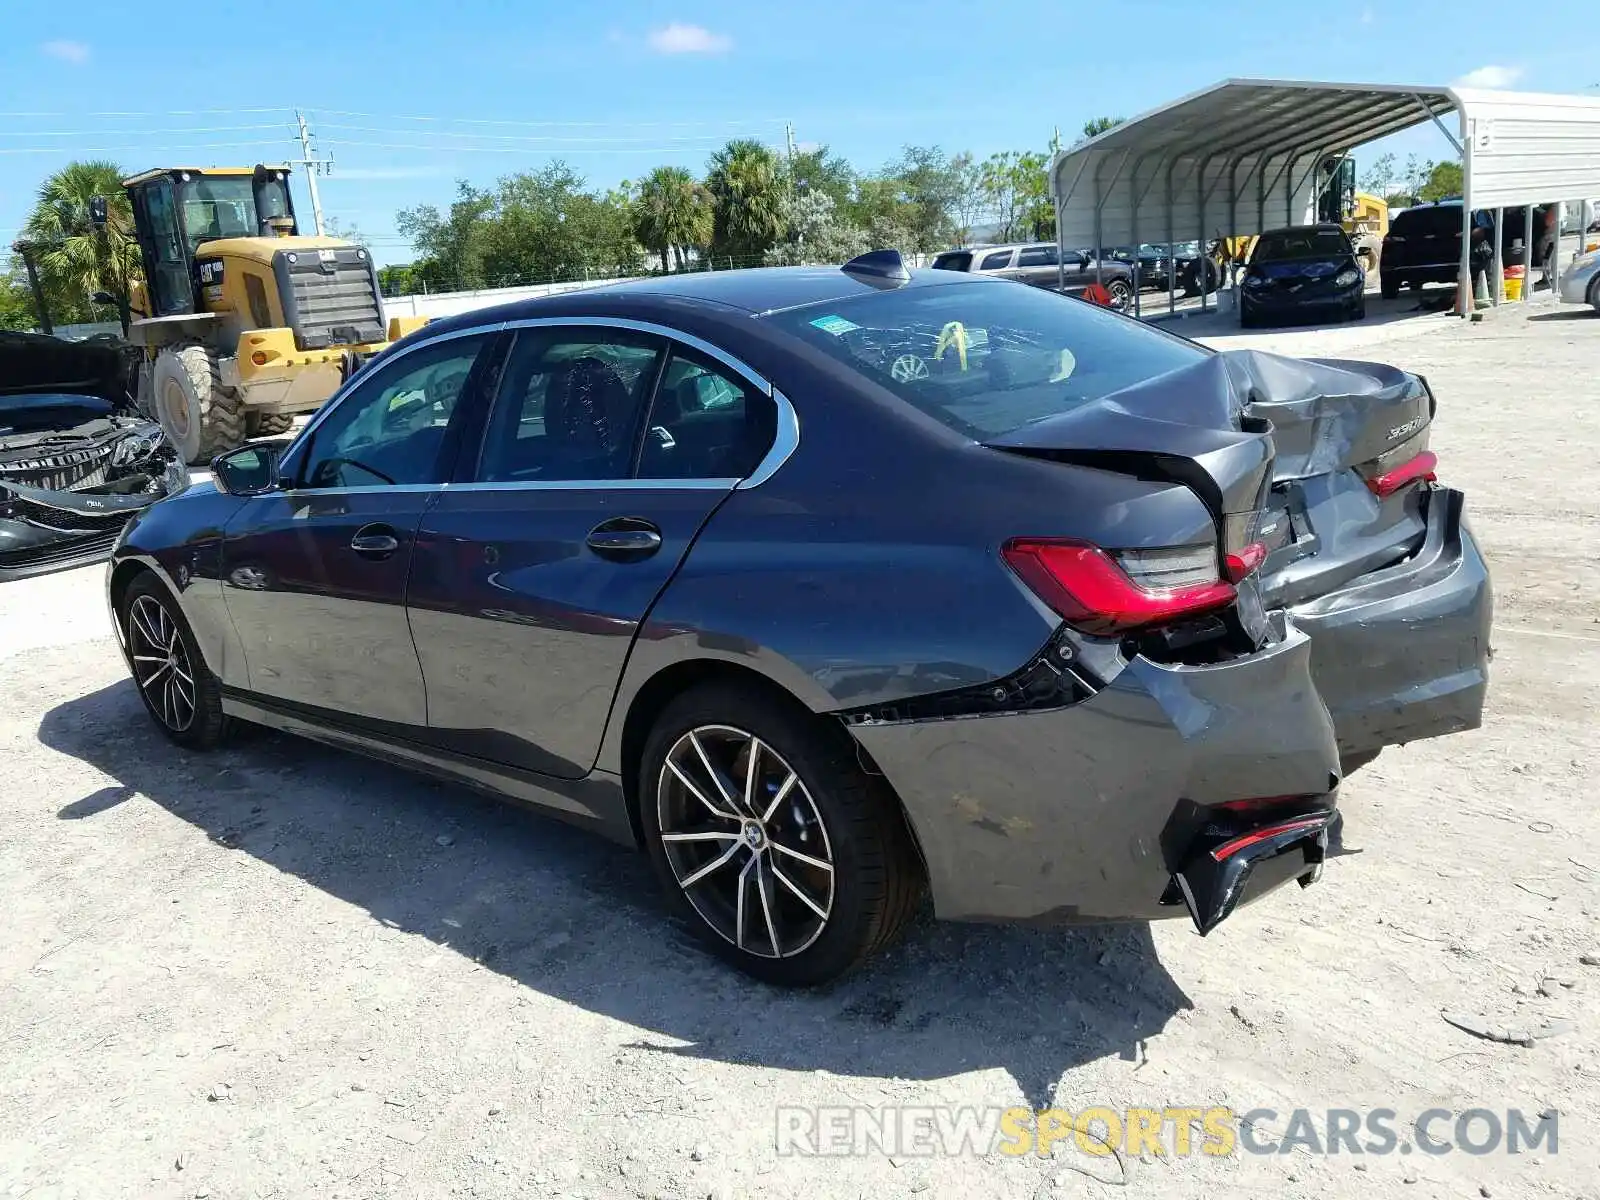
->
[809,314,861,336]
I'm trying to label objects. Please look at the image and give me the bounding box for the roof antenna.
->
[842,248,910,285]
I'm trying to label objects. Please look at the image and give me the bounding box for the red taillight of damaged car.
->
[1366,450,1438,498]
[1001,538,1236,636]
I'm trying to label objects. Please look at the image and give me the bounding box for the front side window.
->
[765,281,1207,440]
[1017,246,1059,267]
[638,349,775,480]
[297,335,488,489]
[176,175,258,249]
[478,328,664,483]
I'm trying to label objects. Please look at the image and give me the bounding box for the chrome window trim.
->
[445,478,740,493]
[737,387,798,490]
[277,313,802,496]
[276,483,446,499]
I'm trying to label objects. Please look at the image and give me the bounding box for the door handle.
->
[350,524,401,559]
[586,518,662,561]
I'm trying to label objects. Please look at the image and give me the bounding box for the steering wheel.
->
[314,456,396,487]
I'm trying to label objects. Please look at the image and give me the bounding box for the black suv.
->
[1380,202,1556,297]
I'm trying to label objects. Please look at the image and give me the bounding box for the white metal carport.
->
[1049,78,1600,317]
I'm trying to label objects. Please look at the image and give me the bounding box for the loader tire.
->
[247,410,296,437]
[151,344,243,465]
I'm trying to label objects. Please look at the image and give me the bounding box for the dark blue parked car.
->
[105,251,1490,984]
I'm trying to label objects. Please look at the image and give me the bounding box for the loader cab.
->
[121,166,299,318]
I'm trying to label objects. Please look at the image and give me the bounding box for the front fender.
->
[107,483,248,685]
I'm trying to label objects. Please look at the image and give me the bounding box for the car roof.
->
[414,264,995,340]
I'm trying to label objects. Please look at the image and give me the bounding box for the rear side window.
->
[1017,245,1058,267]
[931,251,972,272]
[766,281,1207,440]
[638,348,776,480]
[1392,206,1459,236]
[979,249,1014,270]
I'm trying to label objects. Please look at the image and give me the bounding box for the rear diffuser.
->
[1168,812,1333,935]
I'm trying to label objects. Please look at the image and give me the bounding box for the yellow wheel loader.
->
[117,164,425,464]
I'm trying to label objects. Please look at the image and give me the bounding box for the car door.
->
[1012,244,1059,288]
[406,320,780,779]
[219,330,497,728]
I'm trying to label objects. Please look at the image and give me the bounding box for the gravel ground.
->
[2,302,1597,1200]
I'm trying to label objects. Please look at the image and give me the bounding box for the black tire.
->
[1380,276,1400,300]
[121,572,230,751]
[1106,278,1133,313]
[247,410,296,437]
[149,343,243,465]
[639,682,922,986]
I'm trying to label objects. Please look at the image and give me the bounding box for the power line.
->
[0,107,291,118]
[318,123,745,145]
[0,123,291,138]
[0,139,292,155]
[318,139,727,156]
[308,107,788,129]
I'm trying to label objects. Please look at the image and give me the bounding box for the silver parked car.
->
[931,243,1135,311]
[1558,244,1600,311]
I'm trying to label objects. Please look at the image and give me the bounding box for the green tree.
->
[632,165,713,271]
[881,145,970,253]
[705,139,788,260]
[786,145,856,210]
[376,262,420,296]
[1360,152,1397,197]
[763,191,868,266]
[1419,160,1463,202]
[397,182,495,291]
[979,150,1054,242]
[21,159,141,332]
[0,259,41,331]
[1079,116,1125,142]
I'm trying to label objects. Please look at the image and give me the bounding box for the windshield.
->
[764,280,1207,440]
[176,175,290,250]
[1252,228,1350,262]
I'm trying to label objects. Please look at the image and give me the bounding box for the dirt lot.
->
[2,304,1597,1200]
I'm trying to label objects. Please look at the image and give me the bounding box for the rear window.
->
[1391,206,1459,236]
[930,251,972,272]
[1253,228,1350,262]
[764,280,1207,440]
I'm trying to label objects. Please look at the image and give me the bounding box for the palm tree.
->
[23,159,142,332]
[704,139,787,261]
[632,166,712,272]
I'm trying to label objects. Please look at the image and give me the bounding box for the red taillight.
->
[1210,817,1329,862]
[1366,450,1437,499]
[1224,540,1267,583]
[1001,538,1236,636]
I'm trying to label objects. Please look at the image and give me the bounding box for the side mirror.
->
[91,290,116,306]
[211,443,284,496]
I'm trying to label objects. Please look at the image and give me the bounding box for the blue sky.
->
[4,0,1596,267]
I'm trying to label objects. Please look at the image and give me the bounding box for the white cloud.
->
[646,22,732,55]
[1454,64,1523,89]
[41,39,90,65]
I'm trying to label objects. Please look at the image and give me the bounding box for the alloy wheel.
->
[656,725,835,959]
[128,594,197,732]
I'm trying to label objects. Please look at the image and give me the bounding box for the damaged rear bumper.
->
[848,620,1340,927]
[1287,486,1492,759]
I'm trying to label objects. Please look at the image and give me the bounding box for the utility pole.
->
[295,110,333,236]
[785,121,797,171]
